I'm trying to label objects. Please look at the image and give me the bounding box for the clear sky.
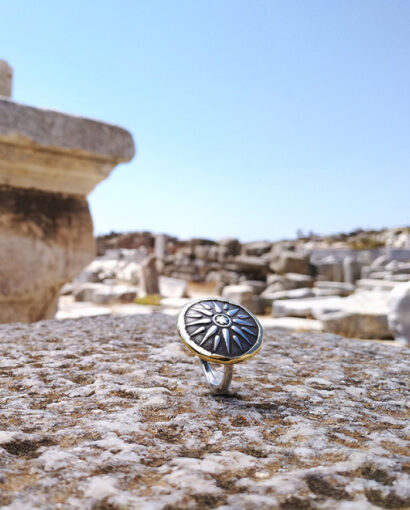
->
[1,0,409,241]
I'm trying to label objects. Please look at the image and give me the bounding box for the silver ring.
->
[177,298,263,394]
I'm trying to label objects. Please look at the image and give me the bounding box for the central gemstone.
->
[214,314,231,327]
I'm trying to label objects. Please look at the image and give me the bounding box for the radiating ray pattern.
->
[184,300,258,357]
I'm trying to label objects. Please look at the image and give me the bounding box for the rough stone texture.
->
[0,60,13,97]
[0,314,409,509]
[0,98,135,195]
[0,186,94,323]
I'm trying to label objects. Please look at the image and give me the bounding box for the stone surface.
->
[388,281,410,346]
[222,284,255,307]
[0,186,94,323]
[314,257,344,282]
[0,98,135,195]
[270,250,310,275]
[259,316,323,332]
[356,279,401,291]
[343,256,361,284]
[318,291,392,340]
[0,70,135,323]
[0,314,408,509]
[314,281,355,297]
[264,273,314,293]
[239,280,267,295]
[140,255,160,296]
[73,283,138,305]
[273,296,345,318]
[265,287,315,303]
[0,60,12,97]
[321,311,391,340]
[158,276,188,298]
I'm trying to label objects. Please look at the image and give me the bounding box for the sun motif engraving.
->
[183,299,259,357]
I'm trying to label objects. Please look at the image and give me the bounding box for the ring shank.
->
[200,359,233,394]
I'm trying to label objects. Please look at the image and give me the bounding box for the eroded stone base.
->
[0,185,95,322]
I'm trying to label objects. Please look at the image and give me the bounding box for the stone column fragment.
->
[0,88,135,323]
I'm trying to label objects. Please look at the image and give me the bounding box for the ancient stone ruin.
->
[62,227,410,346]
[0,60,135,323]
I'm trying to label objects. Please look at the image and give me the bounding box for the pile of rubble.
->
[59,228,410,345]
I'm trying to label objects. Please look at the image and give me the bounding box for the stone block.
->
[314,281,355,297]
[159,276,188,298]
[270,251,310,275]
[140,255,159,296]
[273,296,345,318]
[388,281,410,346]
[0,98,135,195]
[264,273,313,294]
[0,314,408,508]
[321,311,391,339]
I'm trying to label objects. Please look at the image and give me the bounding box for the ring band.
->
[177,298,263,394]
[200,360,234,394]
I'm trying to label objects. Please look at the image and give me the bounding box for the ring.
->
[177,298,263,394]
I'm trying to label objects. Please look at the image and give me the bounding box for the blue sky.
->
[1,0,409,241]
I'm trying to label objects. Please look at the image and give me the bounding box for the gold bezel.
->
[177,297,263,365]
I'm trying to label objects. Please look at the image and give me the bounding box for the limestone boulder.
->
[0,314,408,509]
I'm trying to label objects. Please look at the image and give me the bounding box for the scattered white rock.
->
[388,281,410,346]
[159,276,188,298]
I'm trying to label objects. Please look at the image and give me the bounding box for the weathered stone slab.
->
[0,314,408,509]
[273,296,345,318]
[0,98,135,195]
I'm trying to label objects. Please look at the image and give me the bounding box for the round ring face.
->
[177,298,263,364]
